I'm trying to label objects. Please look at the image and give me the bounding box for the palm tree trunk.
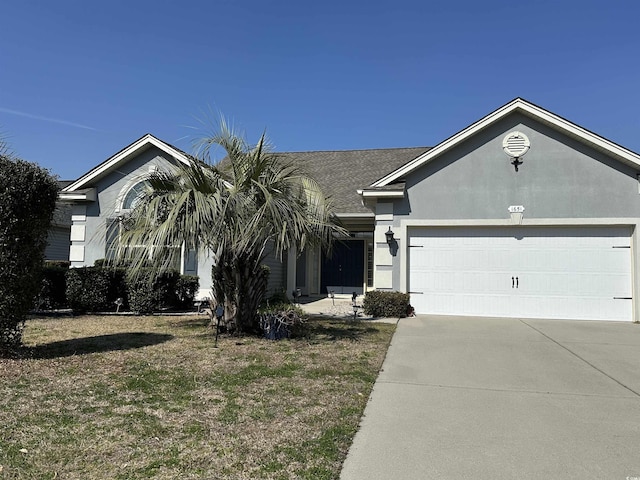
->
[233,261,268,334]
[212,255,268,335]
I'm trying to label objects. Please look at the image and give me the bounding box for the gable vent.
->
[502,131,530,158]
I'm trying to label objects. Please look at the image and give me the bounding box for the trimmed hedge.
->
[362,290,411,318]
[0,153,58,348]
[64,266,198,314]
[35,263,71,310]
[126,270,180,314]
[176,275,200,310]
[65,267,114,313]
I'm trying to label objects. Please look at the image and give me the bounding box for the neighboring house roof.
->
[51,202,72,227]
[279,147,429,215]
[61,133,193,193]
[49,181,74,226]
[372,97,640,187]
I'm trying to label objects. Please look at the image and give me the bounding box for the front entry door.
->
[321,240,365,294]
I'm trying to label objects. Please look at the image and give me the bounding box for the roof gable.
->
[62,134,192,192]
[371,98,640,187]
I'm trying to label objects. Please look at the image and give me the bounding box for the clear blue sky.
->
[1,0,639,180]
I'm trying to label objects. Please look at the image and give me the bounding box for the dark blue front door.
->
[321,240,364,294]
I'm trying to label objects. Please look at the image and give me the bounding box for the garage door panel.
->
[408,227,632,321]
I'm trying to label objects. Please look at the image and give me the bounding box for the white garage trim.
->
[398,218,640,322]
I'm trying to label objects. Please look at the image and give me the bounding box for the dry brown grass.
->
[0,314,394,479]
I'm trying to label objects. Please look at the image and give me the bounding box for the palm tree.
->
[115,124,346,333]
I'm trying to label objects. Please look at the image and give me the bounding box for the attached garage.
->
[361,99,640,322]
[408,226,632,321]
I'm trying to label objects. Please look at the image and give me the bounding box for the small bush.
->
[125,272,158,314]
[126,270,197,314]
[259,309,306,339]
[106,268,128,309]
[35,264,69,310]
[65,267,113,313]
[259,299,306,339]
[176,275,199,309]
[45,260,70,269]
[264,289,290,306]
[363,290,410,318]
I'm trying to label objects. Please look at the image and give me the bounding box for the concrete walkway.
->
[340,315,640,480]
[297,296,398,324]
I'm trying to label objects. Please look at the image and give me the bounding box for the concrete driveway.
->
[340,316,640,480]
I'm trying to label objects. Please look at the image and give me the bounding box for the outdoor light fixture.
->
[385,226,395,245]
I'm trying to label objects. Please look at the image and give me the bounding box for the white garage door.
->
[408,226,632,321]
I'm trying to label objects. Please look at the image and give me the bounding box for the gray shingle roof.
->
[277,147,430,214]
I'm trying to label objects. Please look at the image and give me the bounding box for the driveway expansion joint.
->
[520,320,640,398]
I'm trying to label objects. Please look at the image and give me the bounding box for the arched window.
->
[121,180,149,210]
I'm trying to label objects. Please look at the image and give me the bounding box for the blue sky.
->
[1,0,639,180]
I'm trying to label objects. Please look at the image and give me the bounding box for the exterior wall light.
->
[385,227,395,245]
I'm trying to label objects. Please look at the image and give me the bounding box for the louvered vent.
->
[502,131,530,158]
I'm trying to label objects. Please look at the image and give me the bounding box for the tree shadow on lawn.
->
[304,320,381,342]
[169,316,211,330]
[160,317,379,343]
[25,332,174,359]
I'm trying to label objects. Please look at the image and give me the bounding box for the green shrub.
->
[64,265,198,314]
[35,264,70,310]
[106,268,128,310]
[45,260,70,269]
[264,289,290,306]
[65,267,113,313]
[126,269,195,314]
[0,152,58,348]
[125,272,158,314]
[362,290,411,318]
[259,302,305,317]
[157,270,181,309]
[89,264,178,313]
[176,275,199,309]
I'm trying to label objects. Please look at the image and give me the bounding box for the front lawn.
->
[0,314,394,479]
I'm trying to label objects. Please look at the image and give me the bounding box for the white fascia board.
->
[62,134,192,192]
[516,101,640,167]
[359,190,405,198]
[335,212,375,218]
[58,188,97,202]
[372,98,640,187]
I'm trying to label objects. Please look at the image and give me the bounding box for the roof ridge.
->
[277,146,430,154]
